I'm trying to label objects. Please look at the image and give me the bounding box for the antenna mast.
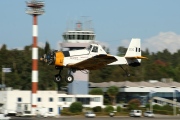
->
[26,0,45,115]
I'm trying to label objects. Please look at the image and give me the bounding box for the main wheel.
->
[65,75,74,83]
[54,74,62,83]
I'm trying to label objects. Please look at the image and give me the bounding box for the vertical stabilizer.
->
[125,38,141,57]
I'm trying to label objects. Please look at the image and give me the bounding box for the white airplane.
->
[40,38,147,83]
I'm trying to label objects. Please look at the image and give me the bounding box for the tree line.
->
[0,42,180,90]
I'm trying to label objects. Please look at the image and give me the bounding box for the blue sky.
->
[1,0,180,54]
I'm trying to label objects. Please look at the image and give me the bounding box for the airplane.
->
[40,38,147,83]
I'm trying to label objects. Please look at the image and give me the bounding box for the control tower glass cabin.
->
[61,22,95,50]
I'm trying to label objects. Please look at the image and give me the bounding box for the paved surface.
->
[10,115,180,120]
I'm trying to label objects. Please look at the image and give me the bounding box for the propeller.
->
[40,50,56,65]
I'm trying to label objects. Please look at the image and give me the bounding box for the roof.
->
[89,81,180,88]
[166,81,180,87]
[134,81,154,87]
[151,81,170,87]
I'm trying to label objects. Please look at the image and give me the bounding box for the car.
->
[144,111,154,117]
[0,114,11,120]
[85,111,96,118]
[129,110,142,117]
[43,112,55,118]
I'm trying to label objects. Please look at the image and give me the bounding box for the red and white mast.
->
[26,0,45,114]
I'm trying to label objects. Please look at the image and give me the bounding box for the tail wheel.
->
[65,75,74,83]
[54,74,62,83]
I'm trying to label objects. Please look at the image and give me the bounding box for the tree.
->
[69,102,83,113]
[104,105,114,112]
[102,46,110,54]
[116,106,121,112]
[92,106,102,112]
[117,46,127,56]
[89,88,103,95]
[107,86,119,105]
[1,44,7,51]
[128,98,141,110]
[44,41,51,54]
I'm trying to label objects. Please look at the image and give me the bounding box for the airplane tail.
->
[125,38,147,67]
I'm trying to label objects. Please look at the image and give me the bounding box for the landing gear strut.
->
[54,68,62,83]
[119,65,130,77]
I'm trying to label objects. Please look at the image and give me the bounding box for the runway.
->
[11,115,180,120]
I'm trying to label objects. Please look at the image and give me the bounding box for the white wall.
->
[0,90,103,115]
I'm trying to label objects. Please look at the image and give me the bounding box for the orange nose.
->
[55,52,64,66]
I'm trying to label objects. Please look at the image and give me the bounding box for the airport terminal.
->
[89,79,180,106]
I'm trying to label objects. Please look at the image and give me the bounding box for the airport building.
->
[89,80,180,106]
[0,89,103,116]
[0,80,180,116]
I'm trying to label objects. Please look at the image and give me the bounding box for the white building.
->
[0,88,103,116]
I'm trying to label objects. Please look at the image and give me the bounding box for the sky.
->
[1,0,180,55]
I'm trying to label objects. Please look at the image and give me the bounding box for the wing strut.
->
[119,65,130,77]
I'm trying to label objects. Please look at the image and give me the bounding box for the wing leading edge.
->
[67,54,117,70]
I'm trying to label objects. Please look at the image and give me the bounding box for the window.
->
[86,45,92,51]
[66,97,72,102]
[77,35,80,40]
[87,35,90,40]
[49,97,53,102]
[92,46,98,52]
[49,108,53,112]
[24,105,28,111]
[76,97,90,105]
[59,97,65,102]
[37,97,41,102]
[63,35,67,40]
[58,97,72,102]
[93,97,100,102]
[17,97,22,102]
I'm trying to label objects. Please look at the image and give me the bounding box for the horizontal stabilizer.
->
[125,56,148,59]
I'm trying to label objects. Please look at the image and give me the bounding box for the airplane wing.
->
[67,54,117,70]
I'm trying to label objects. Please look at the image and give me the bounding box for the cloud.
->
[142,32,180,53]
[116,32,180,54]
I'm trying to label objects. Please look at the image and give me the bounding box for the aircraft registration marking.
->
[128,48,134,51]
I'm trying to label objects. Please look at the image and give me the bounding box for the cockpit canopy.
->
[86,44,107,54]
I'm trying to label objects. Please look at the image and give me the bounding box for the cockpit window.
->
[86,45,92,51]
[92,46,98,52]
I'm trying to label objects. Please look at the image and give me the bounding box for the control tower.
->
[60,21,95,94]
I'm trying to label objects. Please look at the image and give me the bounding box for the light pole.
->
[173,90,176,116]
[149,90,156,112]
[1,66,5,90]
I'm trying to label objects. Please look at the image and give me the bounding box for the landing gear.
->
[54,66,63,83]
[54,66,74,83]
[65,74,74,83]
[54,74,62,83]
[65,69,74,83]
